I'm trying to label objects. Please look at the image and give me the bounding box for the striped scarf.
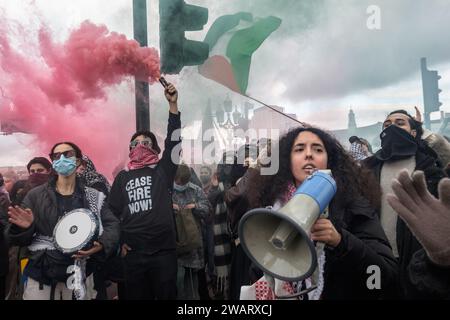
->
[213,183,232,297]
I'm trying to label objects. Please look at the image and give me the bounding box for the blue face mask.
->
[52,155,77,177]
[174,183,188,192]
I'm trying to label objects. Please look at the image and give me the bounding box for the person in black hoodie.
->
[362,109,446,298]
[108,82,181,300]
[245,126,398,299]
[6,142,119,300]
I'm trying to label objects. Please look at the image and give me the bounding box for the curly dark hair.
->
[249,126,380,210]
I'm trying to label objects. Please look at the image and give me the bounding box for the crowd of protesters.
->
[0,82,449,300]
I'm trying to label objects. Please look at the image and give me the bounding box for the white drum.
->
[53,208,99,254]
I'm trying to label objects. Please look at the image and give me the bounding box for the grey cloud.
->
[254,0,450,102]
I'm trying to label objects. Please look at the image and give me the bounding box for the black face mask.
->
[200,175,211,185]
[28,173,50,188]
[376,125,418,161]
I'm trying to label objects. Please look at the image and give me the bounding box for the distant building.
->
[332,121,383,151]
[431,111,450,137]
[249,105,300,139]
[348,108,357,131]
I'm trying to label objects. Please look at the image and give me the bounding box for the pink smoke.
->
[0,20,161,180]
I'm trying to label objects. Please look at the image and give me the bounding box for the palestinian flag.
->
[199,12,282,95]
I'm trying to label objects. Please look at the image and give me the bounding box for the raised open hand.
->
[8,206,34,229]
[387,169,450,266]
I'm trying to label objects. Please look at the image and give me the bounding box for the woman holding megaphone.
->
[241,127,398,300]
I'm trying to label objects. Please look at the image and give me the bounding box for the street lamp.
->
[216,95,242,130]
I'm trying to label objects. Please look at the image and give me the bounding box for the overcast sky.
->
[1,0,450,166]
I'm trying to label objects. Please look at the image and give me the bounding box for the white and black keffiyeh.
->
[84,186,105,236]
[350,142,369,161]
[78,155,111,193]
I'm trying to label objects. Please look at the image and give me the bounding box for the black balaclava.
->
[27,173,50,188]
[376,125,418,161]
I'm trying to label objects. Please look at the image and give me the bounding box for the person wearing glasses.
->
[108,82,181,300]
[5,142,120,300]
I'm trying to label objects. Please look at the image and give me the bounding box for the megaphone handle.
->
[320,206,329,219]
[314,206,329,252]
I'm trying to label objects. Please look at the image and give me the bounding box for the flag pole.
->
[243,94,306,126]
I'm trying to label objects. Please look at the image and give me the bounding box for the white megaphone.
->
[238,170,337,282]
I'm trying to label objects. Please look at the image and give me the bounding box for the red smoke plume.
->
[0,20,161,179]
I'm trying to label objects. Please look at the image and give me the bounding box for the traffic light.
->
[159,0,209,74]
[421,57,442,114]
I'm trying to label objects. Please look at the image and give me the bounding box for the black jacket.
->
[405,249,450,299]
[363,150,446,297]
[0,191,10,276]
[6,178,120,284]
[225,168,259,237]
[320,195,398,299]
[0,227,7,277]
